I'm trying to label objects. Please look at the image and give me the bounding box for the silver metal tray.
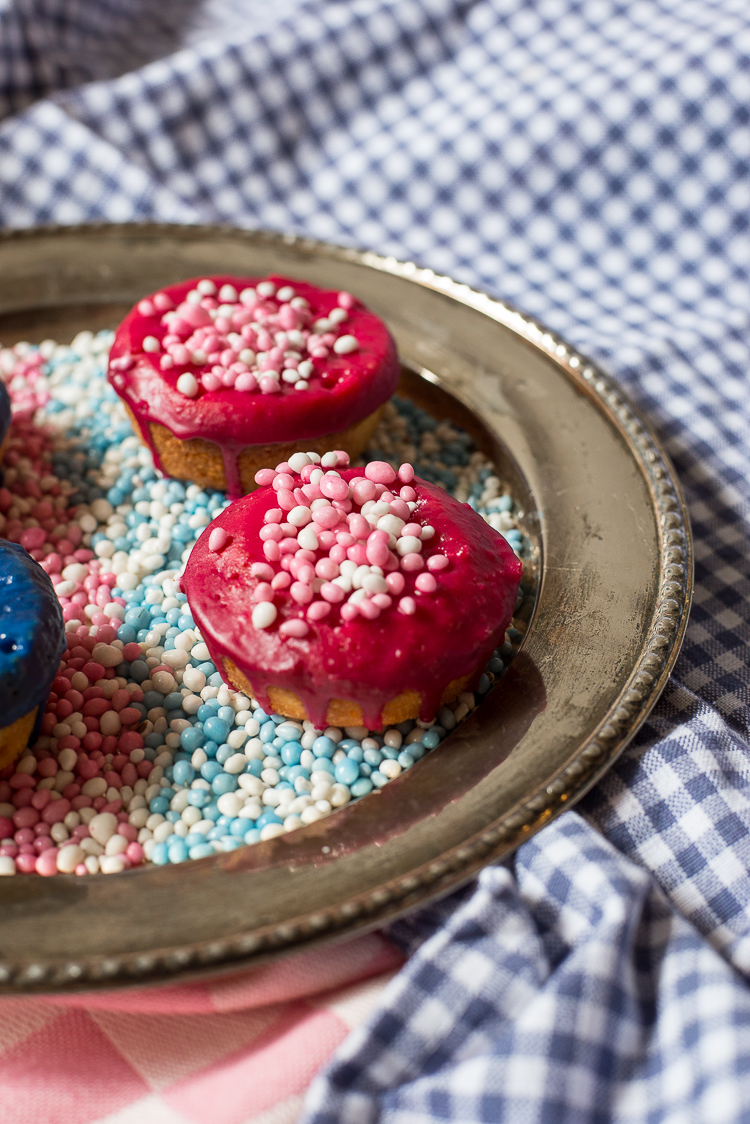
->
[0,224,692,993]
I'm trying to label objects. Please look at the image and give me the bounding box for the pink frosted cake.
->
[107,276,400,497]
[182,451,523,730]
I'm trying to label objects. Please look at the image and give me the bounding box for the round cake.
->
[107,276,400,497]
[0,541,66,768]
[182,451,523,730]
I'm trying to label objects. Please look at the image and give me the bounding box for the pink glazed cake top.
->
[182,451,523,729]
[107,275,400,495]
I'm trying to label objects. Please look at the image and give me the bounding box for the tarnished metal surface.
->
[0,224,691,993]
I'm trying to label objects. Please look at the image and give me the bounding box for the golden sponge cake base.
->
[223,659,471,729]
[0,707,38,769]
[125,404,384,496]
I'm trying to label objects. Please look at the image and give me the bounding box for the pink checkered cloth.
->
[0,933,403,1124]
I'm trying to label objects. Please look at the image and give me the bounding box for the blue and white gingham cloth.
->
[3,1,750,1118]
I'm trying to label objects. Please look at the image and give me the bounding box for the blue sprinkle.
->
[167,839,189,863]
[351,777,374,798]
[203,716,230,743]
[280,741,302,765]
[212,773,238,795]
[312,736,335,758]
[189,844,215,860]
[422,729,441,750]
[187,789,210,807]
[334,758,359,786]
[172,760,195,786]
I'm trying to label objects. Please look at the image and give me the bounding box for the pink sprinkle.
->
[253,583,275,603]
[264,508,283,524]
[398,597,417,615]
[263,540,281,562]
[338,292,355,309]
[366,540,390,567]
[254,469,277,486]
[34,849,58,876]
[208,527,230,553]
[386,571,406,595]
[271,571,291,590]
[315,557,339,580]
[312,506,341,530]
[402,523,423,539]
[329,544,347,564]
[347,543,368,566]
[401,553,424,572]
[126,843,144,865]
[176,301,212,328]
[307,601,331,621]
[236,373,259,395]
[153,292,173,311]
[428,554,449,571]
[398,463,415,483]
[339,603,358,621]
[372,593,392,609]
[358,599,380,620]
[389,498,411,521]
[259,524,283,542]
[250,562,275,580]
[279,538,300,556]
[352,480,377,505]
[290,581,313,605]
[260,375,281,394]
[320,582,344,603]
[170,344,191,365]
[415,573,438,593]
[202,372,222,392]
[365,461,397,485]
[276,489,296,512]
[110,354,134,372]
[400,486,417,502]
[20,526,46,551]
[319,475,350,501]
[137,299,155,316]
[347,513,369,538]
[279,619,310,638]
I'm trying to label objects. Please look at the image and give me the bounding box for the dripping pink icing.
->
[182,460,523,730]
[107,276,400,497]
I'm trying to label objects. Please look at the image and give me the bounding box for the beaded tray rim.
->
[0,223,692,993]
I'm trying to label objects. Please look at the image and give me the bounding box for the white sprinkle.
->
[252,602,277,629]
[197,279,217,295]
[288,505,312,527]
[333,334,358,355]
[276,286,296,301]
[176,372,199,397]
[288,452,312,472]
[297,525,319,551]
[256,281,276,297]
[397,536,423,556]
[142,336,160,352]
[329,308,348,324]
[218,284,238,302]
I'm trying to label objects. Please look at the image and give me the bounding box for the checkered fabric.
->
[1,0,750,1120]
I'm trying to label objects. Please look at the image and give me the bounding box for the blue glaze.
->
[0,541,65,732]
